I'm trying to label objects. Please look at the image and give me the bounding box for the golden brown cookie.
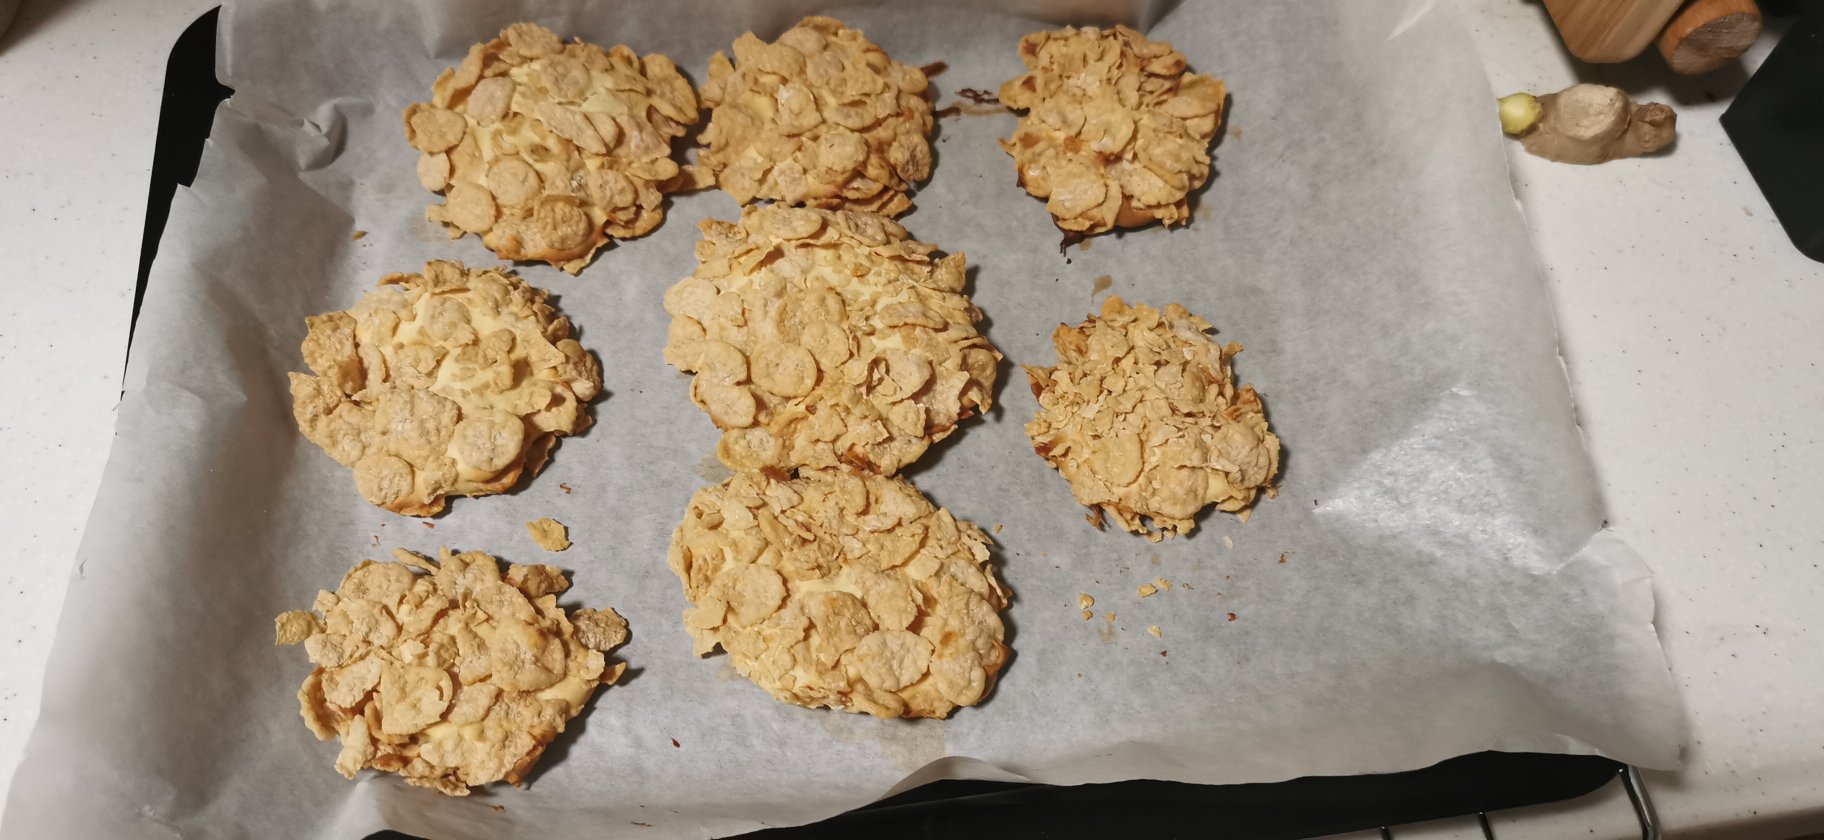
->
[662,205,999,476]
[276,548,629,796]
[1024,296,1278,539]
[697,16,934,217]
[998,26,1226,234]
[289,260,601,516]
[405,22,699,273]
[669,469,1009,718]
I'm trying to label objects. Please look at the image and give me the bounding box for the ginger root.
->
[1499,84,1676,165]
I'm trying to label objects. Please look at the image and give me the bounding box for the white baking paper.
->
[2,1,1687,837]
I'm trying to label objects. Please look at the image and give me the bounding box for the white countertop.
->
[2,1,1819,836]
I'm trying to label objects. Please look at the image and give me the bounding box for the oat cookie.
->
[1024,296,1278,539]
[669,469,1009,718]
[289,260,601,516]
[662,205,999,475]
[405,22,699,273]
[698,16,934,217]
[998,26,1226,234]
[276,548,629,796]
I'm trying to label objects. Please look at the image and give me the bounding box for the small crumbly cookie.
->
[663,205,999,476]
[1024,296,1278,540]
[405,22,699,273]
[276,548,629,796]
[698,16,934,217]
[998,26,1226,234]
[669,469,1009,719]
[289,260,601,516]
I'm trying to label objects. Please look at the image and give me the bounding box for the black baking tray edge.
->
[141,9,1633,839]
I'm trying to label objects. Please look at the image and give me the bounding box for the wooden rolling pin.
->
[1545,0,1686,62]
[1659,0,1764,74]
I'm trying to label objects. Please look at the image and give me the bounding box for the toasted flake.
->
[525,517,572,552]
[407,23,700,273]
[1078,593,1094,610]
[1147,625,1162,638]
[669,469,1009,718]
[275,549,628,795]
[1136,583,1158,598]
[276,610,322,645]
[571,608,630,651]
[998,26,1225,234]
[405,105,468,153]
[289,261,602,515]
[1081,609,1095,620]
[699,17,933,217]
[664,206,999,476]
[1024,296,1279,539]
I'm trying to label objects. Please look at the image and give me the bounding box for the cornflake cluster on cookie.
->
[663,205,1000,476]
[405,22,699,273]
[670,469,1008,718]
[698,16,934,217]
[276,548,629,796]
[289,260,601,516]
[998,25,1226,234]
[1024,296,1278,540]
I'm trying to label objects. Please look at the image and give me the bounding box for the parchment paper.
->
[2,1,1688,837]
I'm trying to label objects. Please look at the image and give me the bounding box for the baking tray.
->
[135,9,1652,839]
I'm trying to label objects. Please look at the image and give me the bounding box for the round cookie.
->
[276,548,629,796]
[998,25,1226,235]
[669,468,1009,718]
[289,260,601,515]
[1023,296,1279,540]
[662,205,1000,476]
[698,16,934,217]
[405,22,699,274]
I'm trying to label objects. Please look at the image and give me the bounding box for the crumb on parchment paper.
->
[526,517,571,552]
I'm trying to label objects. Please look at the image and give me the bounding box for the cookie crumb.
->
[1227,612,1238,622]
[560,483,573,494]
[1080,609,1094,621]
[1147,625,1161,638]
[351,230,367,241]
[1078,593,1095,610]
[1153,577,1172,591]
[1136,583,1157,598]
[526,517,571,552]
[1223,535,1233,549]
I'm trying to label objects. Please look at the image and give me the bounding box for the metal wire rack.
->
[1377,766,1659,840]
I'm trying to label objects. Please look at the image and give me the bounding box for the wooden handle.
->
[1658,0,1764,74]
[1545,0,1687,62]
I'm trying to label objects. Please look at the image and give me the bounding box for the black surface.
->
[1724,0,1824,263]
[147,9,1633,840]
[131,6,232,371]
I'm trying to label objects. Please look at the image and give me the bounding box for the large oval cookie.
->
[1024,295,1279,539]
[276,548,629,795]
[698,16,934,217]
[669,469,1009,719]
[289,260,601,515]
[663,205,999,476]
[998,26,1226,235]
[406,22,699,273]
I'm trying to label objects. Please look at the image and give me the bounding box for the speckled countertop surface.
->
[2,1,1819,836]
